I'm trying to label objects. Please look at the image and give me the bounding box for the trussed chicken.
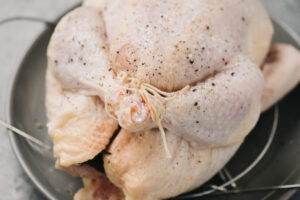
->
[46,0,300,200]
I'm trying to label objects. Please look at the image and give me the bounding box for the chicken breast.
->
[103,0,272,90]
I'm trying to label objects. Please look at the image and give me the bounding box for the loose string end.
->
[0,119,51,150]
[158,122,172,159]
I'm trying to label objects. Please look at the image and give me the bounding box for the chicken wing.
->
[261,43,300,111]
[46,68,118,167]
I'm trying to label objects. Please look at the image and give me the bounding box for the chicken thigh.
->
[46,0,300,200]
[104,129,240,200]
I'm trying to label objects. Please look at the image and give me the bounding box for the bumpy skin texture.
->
[45,0,300,200]
[46,68,118,166]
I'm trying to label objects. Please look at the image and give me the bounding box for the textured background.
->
[0,0,299,199]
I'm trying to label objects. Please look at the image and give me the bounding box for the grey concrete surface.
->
[0,1,80,199]
[0,0,299,200]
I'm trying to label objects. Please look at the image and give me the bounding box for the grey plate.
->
[7,18,300,200]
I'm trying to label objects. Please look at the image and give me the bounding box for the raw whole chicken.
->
[46,0,300,199]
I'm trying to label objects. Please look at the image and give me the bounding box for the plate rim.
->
[8,26,58,200]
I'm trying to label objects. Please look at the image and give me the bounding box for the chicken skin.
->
[46,0,300,199]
